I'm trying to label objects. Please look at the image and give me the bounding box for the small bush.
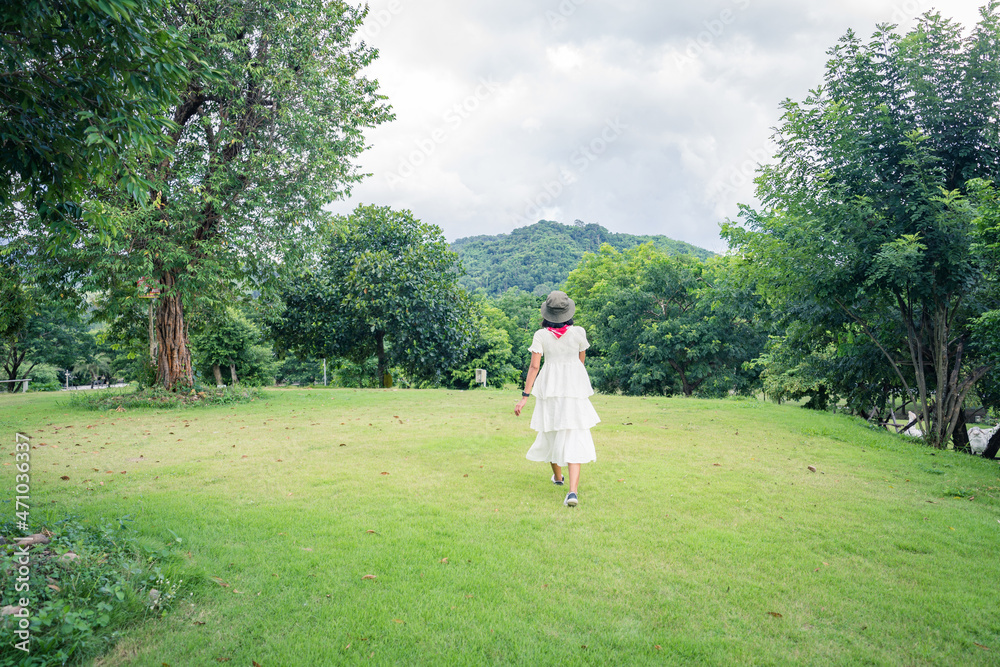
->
[0,517,193,667]
[68,385,264,411]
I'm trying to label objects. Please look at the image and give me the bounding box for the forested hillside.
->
[451,220,713,294]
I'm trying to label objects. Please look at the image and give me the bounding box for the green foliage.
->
[445,300,520,389]
[752,333,838,408]
[24,363,61,392]
[0,516,190,667]
[190,307,277,386]
[451,220,714,295]
[968,179,1000,408]
[486,288,539,381]
[67,385,264,410]
[274,356,325,386]
[0,276,93,389]
[0,0,195,240]
[724,7,1000,446]
[272,205,473,386]
[566,245,766,396]
[329,356,381,389]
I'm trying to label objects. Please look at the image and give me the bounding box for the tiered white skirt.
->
[526,364,600,465]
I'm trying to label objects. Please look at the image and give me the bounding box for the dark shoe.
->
[564,492,578,507]
[551,474,564,486]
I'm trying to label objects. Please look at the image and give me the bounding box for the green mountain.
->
[451,220,714,295]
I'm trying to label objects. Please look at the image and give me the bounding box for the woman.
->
[514,290,600,506]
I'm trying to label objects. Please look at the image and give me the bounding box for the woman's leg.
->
[550,462,563,482]
[567,463,581,493]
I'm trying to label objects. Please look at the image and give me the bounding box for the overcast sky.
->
[328,0,987,252]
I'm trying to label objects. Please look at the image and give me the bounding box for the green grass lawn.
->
[2,388,999,666]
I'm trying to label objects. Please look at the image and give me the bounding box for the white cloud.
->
[331,0,989,251]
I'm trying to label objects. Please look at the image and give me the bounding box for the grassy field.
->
[2,388,999,666]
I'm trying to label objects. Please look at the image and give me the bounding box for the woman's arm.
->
[514,352,542,416]
[579,350,586,364]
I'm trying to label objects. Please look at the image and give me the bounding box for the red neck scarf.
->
[547,325,570,339]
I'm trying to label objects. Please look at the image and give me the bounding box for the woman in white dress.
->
[514,291,600,506]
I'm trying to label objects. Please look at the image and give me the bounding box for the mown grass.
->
[1,388,999,666]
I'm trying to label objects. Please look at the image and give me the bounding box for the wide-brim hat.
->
[541,290,575,322]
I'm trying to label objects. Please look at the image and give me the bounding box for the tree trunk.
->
[376,331,387,388]
[230,364,238,385]
[155,281,194,391]
[2,337,28,387]
[931,303,949,446]
[212,364,223,386]
[148,299,158,369]
[952,408,970,454]
[983,428,1000,460]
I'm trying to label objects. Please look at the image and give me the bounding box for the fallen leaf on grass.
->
[210,577,230,588]
[253,661,262,667]
[60,476,70,480]
[362,574,377,580]
[807,465,817,472]
[366,530,377,534]
[974,643,990,651]
[654,645,662,650]
[440,558,449,564]
[712,463,721,467]
[393,619,404,624]
[768,612,783,618]
[193,621,205,626]
[380,472,389,475]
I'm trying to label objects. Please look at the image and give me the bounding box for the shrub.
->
[0,516,193,666]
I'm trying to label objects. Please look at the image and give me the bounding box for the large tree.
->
[724,7,1000,447]
[272,205,472,387]
[68,0,391,390]
[1,0,192,238]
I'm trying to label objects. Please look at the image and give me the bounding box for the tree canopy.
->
[1,0,194,238]
[724,6,1000,446]
[272,205,472,387]
[565,244,765,397]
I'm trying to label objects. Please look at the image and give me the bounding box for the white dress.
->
[525,326,600,465]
